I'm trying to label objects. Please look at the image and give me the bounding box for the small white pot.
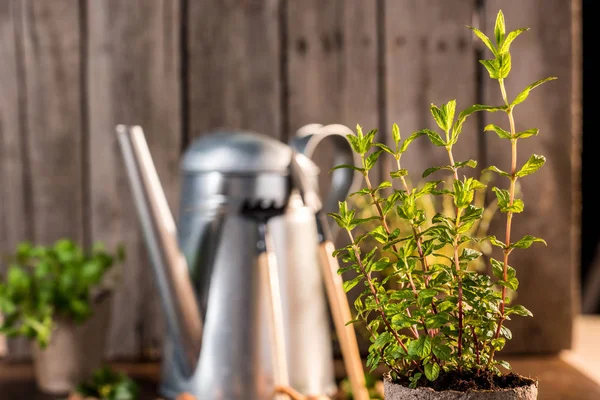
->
[31,294,112,394]
[384,373,538,400]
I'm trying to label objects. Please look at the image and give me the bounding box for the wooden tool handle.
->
[258,231,290,400]
[318,241,370,400]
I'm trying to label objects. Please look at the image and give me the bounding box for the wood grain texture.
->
[0,0,30,358]
[384,0,478,184]
[482,0,576,353]
[187,0,281,140]
[287,0,379,182]
[21,0,83,244]
[2,0,84,359]
[87,0,181,359]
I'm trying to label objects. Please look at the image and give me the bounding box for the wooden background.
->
[0,0,580,360]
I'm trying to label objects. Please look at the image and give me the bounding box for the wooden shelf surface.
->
[0,354,599,400]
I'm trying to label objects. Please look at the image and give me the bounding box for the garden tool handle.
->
[317,239,370,400]
[290,124,362,241]
[257,225,290,400]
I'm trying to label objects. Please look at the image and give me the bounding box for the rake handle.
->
[258,228,291,400]
[318,241,370,400]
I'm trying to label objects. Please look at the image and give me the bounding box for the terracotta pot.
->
[384,373,538,400]
[31,294,112,394]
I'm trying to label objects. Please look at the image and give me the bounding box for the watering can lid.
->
[181,130,319,175]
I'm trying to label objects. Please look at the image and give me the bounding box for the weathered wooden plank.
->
[21,0,83,244]
[0,0,30,358]
[87,0,181,359]
[2,0,84,359]
[286,0,379,208]
[482,0,576,353]
[384,0,479,184]
[187,0,281,140]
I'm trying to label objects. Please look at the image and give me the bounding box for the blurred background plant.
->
[0,239,125,347]
[70,365,139,400]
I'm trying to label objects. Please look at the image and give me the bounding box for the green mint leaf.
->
[468,26,497,56]
[418,288,438,301]
[511,77,558,107]
[416,180,442,198]
[484,165,510,177]
[376,181,392,191]
[510,235,547,249]
[349,188,371,197]
[375,142,395,155]
[460,248,482,263]
[494,10,506,45]
[515,128,539,139]
[392,123,401,146]
[391,169,408,178]
[506,304,533,317]
[499,28,529,54]
[330,164,365,173]
[370,258,391,272]
[370,226,388,244]
[507,199,524,213]
[480,58,500,79]
[454,159,478,169]
[491,258,504,279]
[424,362,440,381]
[408,335,432,358]
[346,134,362,154]
[516,154,546,177]
[497,359,512,370]
[430,104,448,132]
[461,204,483,223]
[484,124,512,139]
[432,343,452,361]
[492,187,510,210]
[500,326,513,340]
[443,100,457,130]
[492,338,506,351]
[497,52,512,79]
[364,149,384,171]
[364,129,378,152]
[356,124,364,138]
[400,130,427,153]
[488,235,507,249]
[342,276,362,293]
[455,104,507,135]
[420,129,445,147]
[422,166,442,178]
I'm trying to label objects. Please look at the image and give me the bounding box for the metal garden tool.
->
[117,124,361,399]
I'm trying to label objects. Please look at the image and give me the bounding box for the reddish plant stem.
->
[487,79,518,369]
[348,231,409,353]
[364,172,427,338]
[493,82,518,343]
[360,311,404,375]
[471,326,481,369]
[446,147,464,366]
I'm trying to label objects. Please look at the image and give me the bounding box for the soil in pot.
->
[385,370,538,400]
[395,370,535,392]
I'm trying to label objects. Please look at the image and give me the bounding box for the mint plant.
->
[0,239,125,347]
[329,10,554,386]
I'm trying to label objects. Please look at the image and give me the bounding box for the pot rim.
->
[383,371,538,394]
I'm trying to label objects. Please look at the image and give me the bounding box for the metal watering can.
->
[116,124,365,399]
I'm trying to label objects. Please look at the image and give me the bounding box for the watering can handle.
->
[290,123,362,239]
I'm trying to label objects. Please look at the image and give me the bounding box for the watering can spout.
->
[116,125,203,375]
